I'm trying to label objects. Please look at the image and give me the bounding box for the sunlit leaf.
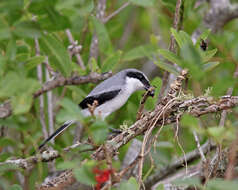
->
[13,21,42,38]
[91,16,113,55]
[40,34,72,76]
[129,0,156,7]
[25,56,46,70]
[74,160,96,186]
[10,184,22,190]
[123,44,157,61]
[158,49,183,66]
[201,49,217,62]
[154,60,180,76]
[102,50,122,72]
[118,177,139,190]
[203,61,220,72]
[206,178,238,190]
[88,120,109,145]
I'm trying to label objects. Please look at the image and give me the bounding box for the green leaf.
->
[57,160,79,170]
[0,20,11,40]
[28,0,57,14]
[203,61,220,72]
[6,39,16,61]
[39,7,71,31]
[180,43,203,80]
[89,58,100,73]
[0,72,40,98]
[91,16,113,54]
[200,29,211,41]
[171,28,193,48]
[195,29,211,47]
[171,28,183,48]
[122,44,157,61]
[128,0,156,7]
[13,21,42,38]
[56,98,83,123]
[201,49,217,62]
[88,120,109,145]
[40,34,72,76]
[156,184,164,190]
[206,178,238,190]
[102,50,122,72]
[207,126,226,143]
[179,31,193,45]
[74,160,96,186]
[0,0,23,12]
[172,177,202,188]
[158,49,183,66]
[154,60,179,76]
[10,184,22,190]
[0,55,7,76]
[181,114,201,132]
[25,56,45,70]
[12,94,33,115]
[118,177,139,190]
[56,0,94,17]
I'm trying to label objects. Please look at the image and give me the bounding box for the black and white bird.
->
[38,68,154,150]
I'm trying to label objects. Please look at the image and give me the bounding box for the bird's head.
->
[125,69,155,97]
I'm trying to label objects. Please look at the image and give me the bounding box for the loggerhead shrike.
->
[38,68,154,150]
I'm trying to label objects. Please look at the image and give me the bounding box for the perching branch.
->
[33,72,112,98]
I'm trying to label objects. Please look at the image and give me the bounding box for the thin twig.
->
[45,61,54,143]
[193,131,206,162]
[65,29,86,70]
[103,2,130,23]
[89,0,107,60]
[35,38,48,140]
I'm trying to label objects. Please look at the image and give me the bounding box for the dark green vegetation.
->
[0,0,238,190]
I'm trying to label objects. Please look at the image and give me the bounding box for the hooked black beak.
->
[145,86,155,97]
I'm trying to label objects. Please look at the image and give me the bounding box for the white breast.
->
[81,77,144,120]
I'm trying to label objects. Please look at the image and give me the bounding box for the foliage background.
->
[0,0,238,189]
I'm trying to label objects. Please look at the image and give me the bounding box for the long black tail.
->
[38,120,75,150]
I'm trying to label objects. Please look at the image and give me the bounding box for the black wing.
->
[79,89,121,109]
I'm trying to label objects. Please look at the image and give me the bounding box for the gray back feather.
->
[87,68,143,97]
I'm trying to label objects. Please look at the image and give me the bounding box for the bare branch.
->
[103,2,130,23]
[45,65,54,142]
[33,72,112,98]
[89,0,107,60]
[35,38,48,140]
[65,29,86,70]
[0,101,11,119]
[193,131,206,162]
